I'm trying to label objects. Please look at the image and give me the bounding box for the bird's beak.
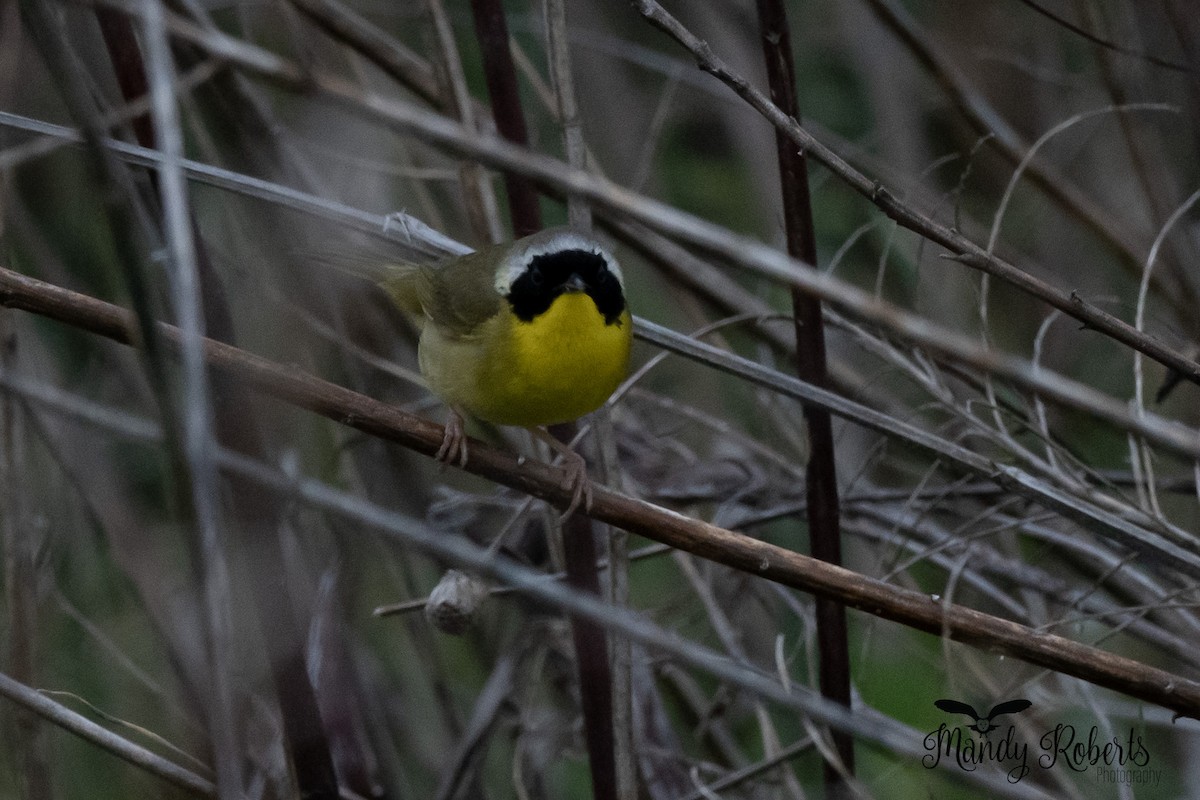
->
[563,273,588,293]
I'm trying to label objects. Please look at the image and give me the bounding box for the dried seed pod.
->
[424,569,488,634]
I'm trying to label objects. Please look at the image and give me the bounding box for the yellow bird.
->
[370,227,633,515]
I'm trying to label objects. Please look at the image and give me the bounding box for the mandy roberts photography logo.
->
[934,699,1032,736]
[923,698,1157,786]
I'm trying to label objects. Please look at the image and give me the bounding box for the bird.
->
[934,699,1032,736]
[354,227,633,517]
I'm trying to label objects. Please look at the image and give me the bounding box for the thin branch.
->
[3,253,1195,581]
[16,0,182,474]
[6,96,1197,463]
[546,0,590,230]
[286,0,444,108]
[0,672,215,797]
[0,370,1051,799]
[2,271,1199,720]
[137,8,244,795]
[861,0,1179,307]
[1010,0,1193,73]
[425,0,502,244]
[629,0,1200,390]
[109,7,343,795]
[634,319,1200,577]
[680,735,812,800]
[543,1,633,797]
[674,553,806,797]
[121,2,1200,457]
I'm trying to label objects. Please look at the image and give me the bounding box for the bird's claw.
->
[527,427,594,520]
[558,448,593,522]
[435,410,469,469]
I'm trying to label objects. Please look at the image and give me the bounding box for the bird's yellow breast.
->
[420,292,632,427]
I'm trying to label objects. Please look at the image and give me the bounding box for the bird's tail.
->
[307,250,427,318]
[376,263,427,318]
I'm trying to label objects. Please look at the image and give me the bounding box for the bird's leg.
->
[436,408,469,468]
[528,426,592,519]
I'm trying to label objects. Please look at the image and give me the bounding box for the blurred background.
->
[2,0,1200,798]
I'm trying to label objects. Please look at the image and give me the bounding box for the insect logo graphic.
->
[934,698,1032,736]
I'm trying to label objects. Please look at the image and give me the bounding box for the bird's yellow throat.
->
[479,292,631,427]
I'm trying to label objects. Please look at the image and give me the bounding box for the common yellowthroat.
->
[365,227,632,514]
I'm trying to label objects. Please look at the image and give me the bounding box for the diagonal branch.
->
[11,5,1200,460]
[0,671,214,797]
[629,0,1200,390]
[2,265,1199,721]
[77,0,1200,445]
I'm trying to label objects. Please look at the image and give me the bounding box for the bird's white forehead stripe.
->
[493,231,623,294]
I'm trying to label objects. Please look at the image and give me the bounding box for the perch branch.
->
[3,266,1200,721]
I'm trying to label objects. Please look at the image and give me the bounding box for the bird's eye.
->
[528,268,543,286]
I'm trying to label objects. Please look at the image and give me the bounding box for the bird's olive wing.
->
[418,244,510,338]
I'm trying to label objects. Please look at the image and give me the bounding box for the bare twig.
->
[543,1,632,796]
[466,0,619,794]
[860,0,1176,301]
[137,8,244,795]
[146,13,1200,454]
[1012,0,1192,73]
[634,319,1200,577]
[7,95,1198,462]
[104,8,344,795]
[0,672,215,797]
[629,0,1200,390]
[425,0,502,244]
[286,0,444,108]
[2,270,1199,720]
[3,256,1195,579]
[674,553,805,797]
[546,0,590,230]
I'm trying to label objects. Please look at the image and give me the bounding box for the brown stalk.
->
[467,1,616,797]
[544,0,636,794]
[468,0,541,238]
[754,1,854,792]
[3,266,1200,721]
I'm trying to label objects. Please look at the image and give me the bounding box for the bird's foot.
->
[559,447,593,522]
[529,427,593,520]
[436,409,469,468]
